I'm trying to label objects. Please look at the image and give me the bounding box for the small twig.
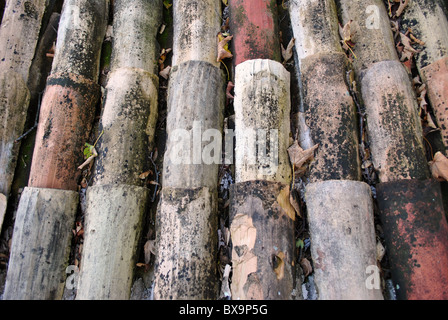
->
[93,130,104,148]
[78,147,98,170]
[344,40,357,59]
[220,60,230,81]
[423,135,435,161]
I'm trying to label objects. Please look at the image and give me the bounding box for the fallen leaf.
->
[159,65,171,79]
[83,143,95,159]
[287,140,318,169]
[139,171,152,180]
[217,32,233,62]
[144,240,155,264]
[105,25,114,42]
[390,20,399,39]
[377,241,385,262]
[221,17,230,33]
[412,76,422,86]
[78,145,98,170]
[339,20,357,58]
[361,160,373,169]
[429,152,448,181]
[339,20,354,42]
[300,257,312,277]
[281,38,295,63]
[277,185,296,221]
[402,58,413,72]
[80,177,88,188]
[273,252,285,280]
[398,32,420,62]
[425,113,438,129]
[289,189,302,218]
[226,81,234,100]
[158,48,172,69]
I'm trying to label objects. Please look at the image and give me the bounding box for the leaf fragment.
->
[289,189,302,218]
[83,143,95,159]
[159,65,171,79]
[273,251,285,280]
[144,240,155,264]
[139,171,152,180]
[217,32,233,62]
[79,144,98,170]
[429,152,448,182]
[339,20,354,43]
[287,140,318,169]
[300,257,313,277]
[377,241,386,262]
[281,38,295,63]
[158,48,172,69]
[226,81,234,100]
[277,185,296,221]
[339,20,357,58]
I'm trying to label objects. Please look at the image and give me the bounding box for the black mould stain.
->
[43,117,53,141]
[20,1,38,20]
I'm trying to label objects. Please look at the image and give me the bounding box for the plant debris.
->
[339,19,357,59]
[159,65,171,79]
[217,32,233,62]
[287,140,318,171]
[281,37,295,64]
[429,152,448,182]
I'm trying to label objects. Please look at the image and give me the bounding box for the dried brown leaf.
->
[339,20,353,42]
[425,113,438,129]
[80,177,88,188]
[429,152,448,182]
[412,76,422,86]
[300,257,313,277]
[390,20,399,38]
[159,65,171,79]
[139,171,152,180]
[221,17,229,32]
[398,32,420,62]
[226,81,234,100]
[273,252,285,280]
[289,190,302,218]
[281,38,295,63]
[144,240,155,264]
[277,185,296,221]
[217,33,233,62]
[377,241,385,262]
[287,140,318,169]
